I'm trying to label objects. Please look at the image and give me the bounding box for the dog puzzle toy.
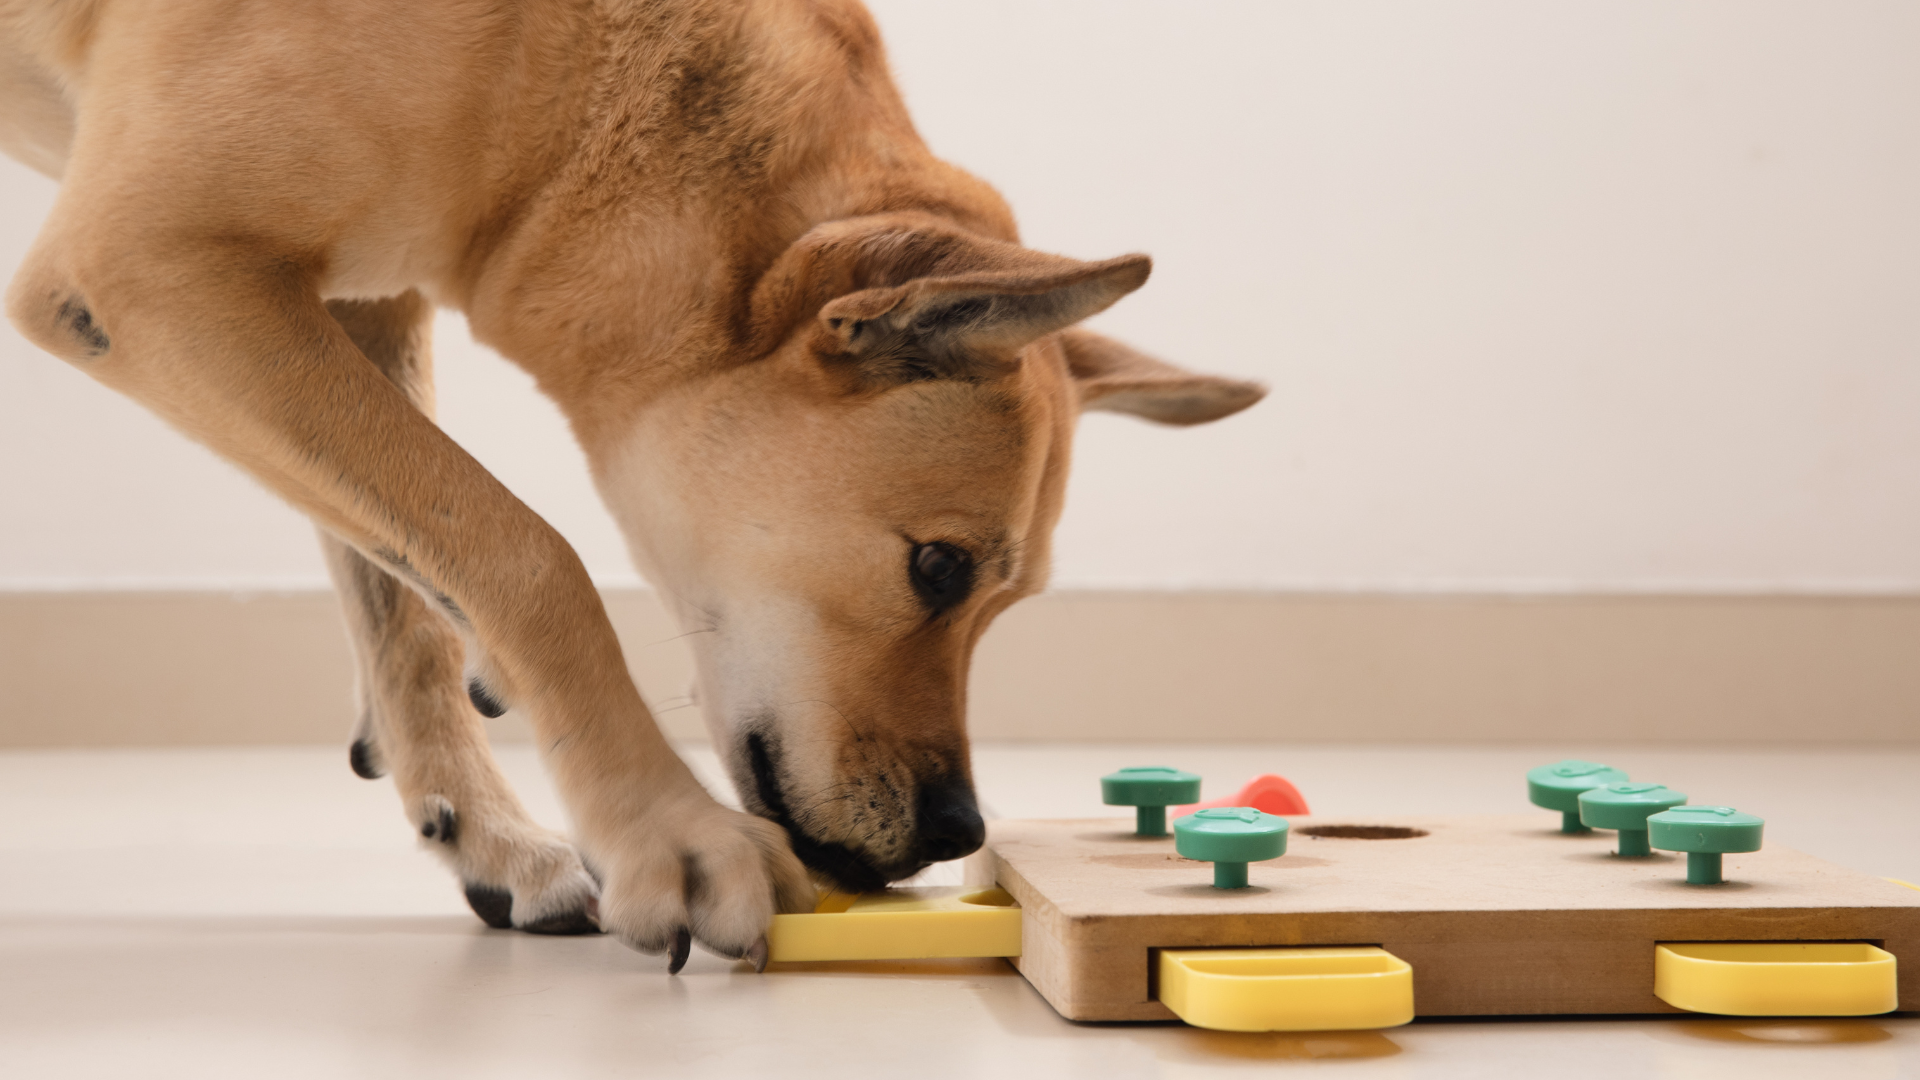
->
[1174,807,1289,889]
[1578,782,1688,856]
[1527,759,1629,833]
[1101,766,1202,837]
[1648,805,1765,884]
[781,765,1916,1030]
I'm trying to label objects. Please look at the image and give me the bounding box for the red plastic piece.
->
[1171,774,1310,819]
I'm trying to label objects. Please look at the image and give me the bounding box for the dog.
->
[1,0,1263,970]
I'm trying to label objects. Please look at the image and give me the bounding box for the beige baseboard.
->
[2,589,1917,747]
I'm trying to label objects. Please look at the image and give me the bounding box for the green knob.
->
[1527,760,1630,834]
[1174,807,1289,889]
[1649,806,1764,885]
[1578,782,1687,857]
[1102,767,1203,837]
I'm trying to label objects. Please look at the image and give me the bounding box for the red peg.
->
[1171,773,1309,819]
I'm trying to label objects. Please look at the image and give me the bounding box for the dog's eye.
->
[909,542,974,613]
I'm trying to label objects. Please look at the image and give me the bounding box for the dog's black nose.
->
[915,778,986,864]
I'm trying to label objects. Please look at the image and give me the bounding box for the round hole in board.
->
[958,888,1015,907]
[1297,825,1429,840]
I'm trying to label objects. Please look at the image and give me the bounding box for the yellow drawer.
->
[767,886,1022,962]
[1157,947,1415,1032]
[1654,942,1898,1016]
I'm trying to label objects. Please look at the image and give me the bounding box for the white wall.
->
[3,0,1918,593]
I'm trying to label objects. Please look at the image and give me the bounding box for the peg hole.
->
[1298,825,1429,840]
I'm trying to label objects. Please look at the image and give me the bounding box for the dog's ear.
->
[1058,327,1266,425]
[814,253,1150,384]
[747,213,1154,385]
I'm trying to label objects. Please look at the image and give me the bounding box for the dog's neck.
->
[451,0,1016,455]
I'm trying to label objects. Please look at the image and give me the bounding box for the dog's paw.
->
[413,793,601,934]
[595,796,813,972]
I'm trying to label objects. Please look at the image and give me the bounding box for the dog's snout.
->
[915,778,985,864]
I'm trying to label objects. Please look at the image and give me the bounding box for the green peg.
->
[1578,782,1687,856]
[1527,760,1631,833]
[1649,806,1765,884]
[1101,767,1203,837]
[1174,807,1289,889]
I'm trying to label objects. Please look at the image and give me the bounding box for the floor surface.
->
[1,742,1916,1078]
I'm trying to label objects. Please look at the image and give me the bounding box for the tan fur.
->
[1,0,1262,962]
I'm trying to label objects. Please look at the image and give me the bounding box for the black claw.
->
[467,679,507,718]
[667,927,692,975]
[464,883,599,935]
[348,737,384,780]
[421,802,459,845]
[463,884,514,929]
[520,907,603,936]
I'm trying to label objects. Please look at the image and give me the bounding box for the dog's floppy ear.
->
[1059,327,1266,425]
[815,253,1151,385]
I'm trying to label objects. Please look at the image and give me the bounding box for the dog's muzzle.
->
[743,732,984,891]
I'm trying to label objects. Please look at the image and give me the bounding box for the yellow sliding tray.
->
[1654,942,1898,1016]
[1157,947,1415,1032]
[766,886,1022,963]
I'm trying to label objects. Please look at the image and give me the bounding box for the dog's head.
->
[597,213,1262,890]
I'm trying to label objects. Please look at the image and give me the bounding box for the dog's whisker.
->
[647,626,718,646]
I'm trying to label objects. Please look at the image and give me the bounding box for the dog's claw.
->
[667,927,692,974]
[747,936,769,973]
[462,883,515,930]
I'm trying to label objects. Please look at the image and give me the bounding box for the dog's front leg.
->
[7,241,813,969]
[320,293,599,934]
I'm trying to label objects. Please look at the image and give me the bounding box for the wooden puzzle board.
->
[962,814,1920,1021]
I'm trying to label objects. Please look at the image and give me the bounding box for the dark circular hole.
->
[1297,825,1429,840]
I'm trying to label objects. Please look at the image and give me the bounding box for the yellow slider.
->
[1158,947,1416,1032]
[1654,942,1898,1016]
[766,886,1023,963]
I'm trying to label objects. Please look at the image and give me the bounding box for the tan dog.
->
[1,0,1263,969]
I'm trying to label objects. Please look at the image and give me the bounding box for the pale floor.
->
[1,741,1916,1079]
